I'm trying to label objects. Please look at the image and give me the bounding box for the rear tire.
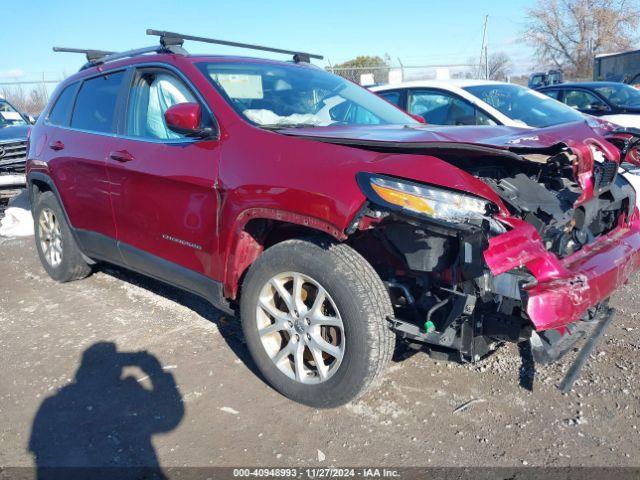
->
[33,191,92,282]
[240,237,395,408]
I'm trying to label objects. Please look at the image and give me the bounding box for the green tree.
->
[330,55,391,84]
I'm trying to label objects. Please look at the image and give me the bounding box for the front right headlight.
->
[360,174,492,224]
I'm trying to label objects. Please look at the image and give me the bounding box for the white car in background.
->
[371,80,591,128]
[372,80,640,204]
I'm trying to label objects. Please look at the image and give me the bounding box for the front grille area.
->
[0,139,27,172]
[594,160,618,190]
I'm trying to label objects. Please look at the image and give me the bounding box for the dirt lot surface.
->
[1,234,639,471]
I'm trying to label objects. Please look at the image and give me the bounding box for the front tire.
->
[240,237,395,408]
[33,191,92,282]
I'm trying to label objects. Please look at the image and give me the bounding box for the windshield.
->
[0,101,27,127]
[197,62,415,128]
[594,84,640,108]
[463,84,585,128]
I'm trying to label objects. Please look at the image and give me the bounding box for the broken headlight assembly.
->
[358,173,493,224]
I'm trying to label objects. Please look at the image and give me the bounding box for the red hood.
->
[280,120,621,206]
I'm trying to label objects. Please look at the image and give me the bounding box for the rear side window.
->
[48,83,78,126]
[543,90,561,100]
[71,71,125,133]
[378,90,401,107]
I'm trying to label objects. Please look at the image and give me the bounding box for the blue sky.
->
[2,0,534,86]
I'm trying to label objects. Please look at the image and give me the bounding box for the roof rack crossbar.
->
[146,29,323,63]
[53,41,188,71]
[52,47,117,63]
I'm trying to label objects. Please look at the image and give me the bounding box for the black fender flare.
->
[27,172,87,252]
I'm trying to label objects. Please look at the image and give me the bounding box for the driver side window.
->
[126,70,198,140]
[563,89,606,111]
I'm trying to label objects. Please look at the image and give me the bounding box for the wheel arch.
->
[27,173,65,216]
[223,208,347,299]
[27,172,84,246]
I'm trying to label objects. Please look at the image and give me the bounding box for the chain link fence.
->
[327,63,478,86]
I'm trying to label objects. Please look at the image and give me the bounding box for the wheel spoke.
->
[308,289,325,319]
[310,314,342,328]
[309,332,342,360]
[308,344,329,381]
[258,319,288,337]
[272,339,294,365]
[39,216,49,235]
[293,341,306,382]
[292,273,306,314]
[258,297,291,323]
[270,278,294,314]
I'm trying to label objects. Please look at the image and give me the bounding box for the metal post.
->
[559,309,615,393]
[480,14,488,80]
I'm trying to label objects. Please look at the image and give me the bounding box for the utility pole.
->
[485,45,489,80]
[397,57,405,82]
[480,14,489,80]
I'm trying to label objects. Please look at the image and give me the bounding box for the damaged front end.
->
[347,134,640,374]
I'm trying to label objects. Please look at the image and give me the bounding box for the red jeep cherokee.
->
[27,31,640,407]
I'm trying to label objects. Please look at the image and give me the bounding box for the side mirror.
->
[21,113,36,124]
[591,103,610,113]
[164,103,215,138]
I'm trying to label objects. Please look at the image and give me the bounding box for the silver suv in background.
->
[0,98,30,193]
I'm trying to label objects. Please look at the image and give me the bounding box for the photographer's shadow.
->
[28,342,184,480]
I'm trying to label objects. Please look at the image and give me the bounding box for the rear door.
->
[43,71,125,258]
[107,65,222,279]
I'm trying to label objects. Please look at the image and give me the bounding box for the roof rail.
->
[146,29,323,63]
[53,41,187,71]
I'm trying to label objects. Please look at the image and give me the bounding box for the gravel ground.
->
[0,234,639,471]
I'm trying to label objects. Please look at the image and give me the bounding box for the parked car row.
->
[24,30,640,407]
[370,80,640,204]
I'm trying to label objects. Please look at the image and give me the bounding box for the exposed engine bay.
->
[348,142,637,366]
[463,150,632,258]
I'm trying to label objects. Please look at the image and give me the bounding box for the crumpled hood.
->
[278,120,612,155]
[280,120,620,206]
[0,124,29,142]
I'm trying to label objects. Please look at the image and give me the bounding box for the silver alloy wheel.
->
[256,272,345,384]
[38,208,63,267]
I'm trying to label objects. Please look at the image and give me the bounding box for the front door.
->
[107,66,222,281]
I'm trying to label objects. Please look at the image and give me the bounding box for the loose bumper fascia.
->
[484,216,640,331]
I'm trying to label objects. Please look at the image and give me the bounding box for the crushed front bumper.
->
[484,217,640,331]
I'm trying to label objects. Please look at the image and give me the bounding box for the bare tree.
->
[1,84,49,115]
[523,0,640,78]
[467,52,513,80]
[26,84,49,115]
[1,85,28,112]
